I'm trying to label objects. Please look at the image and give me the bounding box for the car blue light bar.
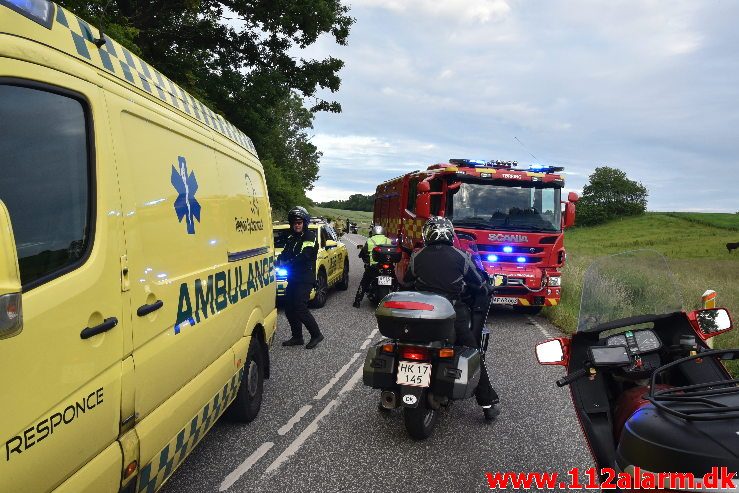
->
[503,246,513,253]
[516,257,527,263]
[1,0,54,28]
[487,254,499,262]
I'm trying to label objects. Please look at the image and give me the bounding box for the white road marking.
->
[338,366,363,395]
[219,442,274,491]
[277,404,312,436]
[360,328,380,350]
[527,315,554,339]
[263,398,339,475]
[313,352,361,400]
[368,328,378,338]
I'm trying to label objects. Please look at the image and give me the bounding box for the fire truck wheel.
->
[515,305,542,315]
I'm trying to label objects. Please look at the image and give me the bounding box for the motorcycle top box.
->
[375,291,456,343]
[372,245,402,264]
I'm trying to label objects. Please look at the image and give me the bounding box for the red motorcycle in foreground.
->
[537,250,737,489]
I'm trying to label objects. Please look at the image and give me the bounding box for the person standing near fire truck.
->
[404,216,500,420]
[353,224,393,307]
[276,206,324,349]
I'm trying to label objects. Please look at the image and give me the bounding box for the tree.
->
[318,194,375,212]
[577,167,648,226]
[58,0,353,212]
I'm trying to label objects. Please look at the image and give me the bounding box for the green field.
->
[310,206,374,235]
[543,212,739,370]
[663,212,739,231]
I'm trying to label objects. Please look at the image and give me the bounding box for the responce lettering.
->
[5,387,104,461]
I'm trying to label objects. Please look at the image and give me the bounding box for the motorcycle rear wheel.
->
[403,392,438,440]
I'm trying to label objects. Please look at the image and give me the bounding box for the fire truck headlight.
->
[548,276,561,287]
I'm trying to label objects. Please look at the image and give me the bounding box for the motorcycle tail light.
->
[381,343,395,353]
[383,301,434,311]
[400,346,430,361]
[382,264,390,269]
[438,348,455,358]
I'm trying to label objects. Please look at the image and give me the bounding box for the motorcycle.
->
[536,250,738,482]
[356,243,403,306]
[362,239,503,439]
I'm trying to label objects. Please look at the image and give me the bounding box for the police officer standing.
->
[404,216,500,420]
[353,224,392,308]
[276,206,324,349]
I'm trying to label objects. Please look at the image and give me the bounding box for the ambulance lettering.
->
[174,257,274,334]
[5,388,104,461]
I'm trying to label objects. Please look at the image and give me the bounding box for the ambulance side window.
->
[0,84,92,289]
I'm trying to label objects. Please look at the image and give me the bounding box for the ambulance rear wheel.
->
[227,338,264,423]
[336,259,349,291]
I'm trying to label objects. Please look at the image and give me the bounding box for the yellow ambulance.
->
[0,1,277,491]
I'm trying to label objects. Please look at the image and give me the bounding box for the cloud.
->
[306,0,739,211]
[350,0,511,24]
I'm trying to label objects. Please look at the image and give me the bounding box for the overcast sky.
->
[299,0,738,212]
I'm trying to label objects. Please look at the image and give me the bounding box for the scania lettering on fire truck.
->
[373,159,579,313]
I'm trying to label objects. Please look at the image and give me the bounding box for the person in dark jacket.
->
[276,206,324,349]
[404,216,500,420]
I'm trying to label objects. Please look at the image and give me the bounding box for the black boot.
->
[305,334,324,349]
[282,337,304,347]
[482,404,500,421]
[353,289,364,308]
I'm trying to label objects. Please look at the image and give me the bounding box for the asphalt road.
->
[161,233,593,493]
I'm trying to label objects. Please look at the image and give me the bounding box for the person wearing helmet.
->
[353,224,393,308]
[275,206,324,349]
[403,216,500,420]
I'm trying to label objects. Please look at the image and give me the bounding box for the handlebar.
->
[556,368,588,387]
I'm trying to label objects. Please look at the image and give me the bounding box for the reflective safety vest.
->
[366,234,392,265]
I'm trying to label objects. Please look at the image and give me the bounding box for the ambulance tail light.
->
[0,293,22,338]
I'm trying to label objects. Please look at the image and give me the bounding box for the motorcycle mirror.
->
[690,308,733,340]
[536,338,568,366]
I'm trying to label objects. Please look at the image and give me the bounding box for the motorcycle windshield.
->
[456,234,485,272]
[577,250,683,333]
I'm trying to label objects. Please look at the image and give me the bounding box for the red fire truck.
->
[373,159,579,313]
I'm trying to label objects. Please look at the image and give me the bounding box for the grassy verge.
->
[542,212,739,371]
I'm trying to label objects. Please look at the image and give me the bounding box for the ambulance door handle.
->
[80,317,119,339]
[137,300,164,317]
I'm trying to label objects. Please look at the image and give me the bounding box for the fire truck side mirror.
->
[568,191,580,203]
[416,194,431,218]
[563,202,576,229]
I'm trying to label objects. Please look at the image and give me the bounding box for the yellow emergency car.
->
[0,2,277,492]
[273,219,349,308]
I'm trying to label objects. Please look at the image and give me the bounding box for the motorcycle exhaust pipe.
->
[380,390,399,409]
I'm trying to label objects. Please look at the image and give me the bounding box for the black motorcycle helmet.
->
[422,216,454,245]
[287,206,311,231]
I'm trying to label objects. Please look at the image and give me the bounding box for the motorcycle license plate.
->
[492,297,518,305]
[396,361,431,387]
[377,276,392,286]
